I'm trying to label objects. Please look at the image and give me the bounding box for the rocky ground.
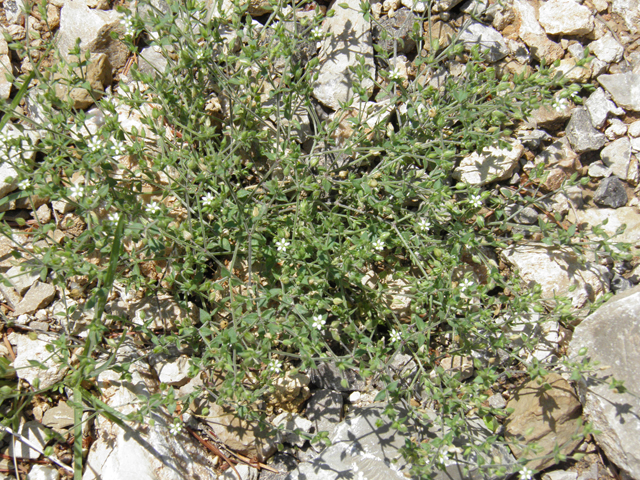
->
[0,0,639,479]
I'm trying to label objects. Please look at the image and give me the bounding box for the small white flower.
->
[553,97,568,112]
[267,359,282,374]
[389,330,402,344]
[121,14,136,37]
[194,49,205,60]
[459,278,474,291]
[87,137,104,152]
[18,179,30,190]
[275,238,290,252]
[519,467,534,480]
[388,67,402,81]
[69,184,84,198]
[437,451,449,465]
[417,218,431,232]
[469,194,482,208]
[372,238,385,251]
[110,139,126,156]
[201,192,215,206]
[146,201,161,215]
[310,26,324,40]
[312,315,326,330]
[108,212,120,224]
[169,422,183,436]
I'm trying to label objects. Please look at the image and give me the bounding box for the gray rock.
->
[309,362,365,392]
[304,389,343,436]
[42,402,75,433]
[3,261,40,296]
[3,421,48,460]
[259,454,298,480]
[600,137,632,180]
[453,142,524,186]
[459,23,509,62]
[222,465,258,480]
[58,0,128,69]
[312,0,374,110]
[504,373,582,471]
[585,88,624,129]
[517,129,551,150]
[501,243,608,308]
[538,0,594,36]
[488,394,506,409]
[598,73,640,112]
[8,332,68,389]
[371,8,419,54]
[568,286,640,479]
[135,46,169,79]
[593,176,628,208]
[611,0,640,34]
[505,204,538,224]
[588,33,624,65]
[566,107,606,153]
[14,281,56,316]
[610,273,634,293]
[587,160,612,178]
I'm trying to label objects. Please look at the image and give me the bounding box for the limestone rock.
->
[272,412,313,447]
[569,207,640,253]
[53,53,112,109]
[312,0,375,110]
[454,142,524,185]
[568,286,640,479]
[131,294,196,330]
[600,137,632,180]
[0,47,12,100]
[588,33,624,64]
[309,362,365,392]
[3,261,40,296]
[598,73,640,112]
[8,332,68,389]
[154,355,191,386]
[439,355,474,380]
[585,88,623,129]
[533,137,581,191]
[25,465,60,480]
[14,281,56,316]
[504,373,582,471]
[42,402,75,434]
[58,0,128,69]
[501,244,608,308]
[459,22,509,62]
[85,364,216,480]
[538,0,594,36]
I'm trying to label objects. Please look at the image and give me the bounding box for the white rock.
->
[8,333,68,389]
[513,0,564,62]
[605,118,628,139]
[628,121,640,137]
[131,294,195,330]
[58,0,128,69]
[539,0,594,36]
[312,0,375,110]
[453,142,524,186]
[459,23,509,62]
[25,465,60,480]
[221,465,258,480]
[554,58,590,83]
[501,244,608,308]
[588,161,612,178]
[598,73,640,112]
[3,421,48,460]
[3,262,40,295]
[600,137,632,179]
[0,53,12,100]
[632,137,640,153]
[586,88,621,129]
[542,471,578,480]
[400,0,428,12]
[589,33,624,64]
[156,355,190,386]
